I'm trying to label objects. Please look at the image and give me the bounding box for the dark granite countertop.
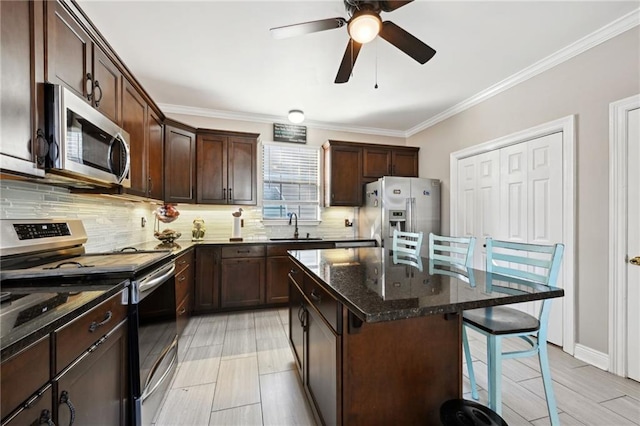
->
[118,237,376,257]
[289,247,564,323]
[0,278,128,359]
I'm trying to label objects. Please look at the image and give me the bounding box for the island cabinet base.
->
[341,311,461,425]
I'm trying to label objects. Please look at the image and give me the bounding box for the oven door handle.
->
[141,337,178,402]
[138,263,176,293]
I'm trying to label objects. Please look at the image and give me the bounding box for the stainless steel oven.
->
[0,219,177,426]
[130,259,177,426]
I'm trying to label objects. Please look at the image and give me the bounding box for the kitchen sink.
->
[269,237,323,241]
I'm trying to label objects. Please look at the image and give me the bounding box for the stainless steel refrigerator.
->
[359,176,440,258]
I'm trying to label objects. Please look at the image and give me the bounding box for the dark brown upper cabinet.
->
[324,140,419,206]
[147,109,164,200]
[46,1,122,125]
[0,0,46,177]
[196,131,258,205]
[122,79,148,198]
[164,120,196,204]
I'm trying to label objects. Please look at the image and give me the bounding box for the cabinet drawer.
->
[175,266,192,305]
[304,277,341,333]
[221,245,265,258]
[55,291,127,373]
[175,249,194,274]
[1,336,50,418]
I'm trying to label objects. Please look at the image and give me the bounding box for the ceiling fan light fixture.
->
[288,109,305,124]
[348,11,382,44]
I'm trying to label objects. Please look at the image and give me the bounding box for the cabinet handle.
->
[88,310,113,333]
[310,289,322,303]
[148,176,153,194]
[228,188,233,201]
[223,188,227,200]
[59,390,76,426]
[179,275,186,282]
[93,80,103,107]
[178,307,187,315]
[236,250,250,254]
[178,260,187,265]
[38,409,54,425]
[85,73,93,102]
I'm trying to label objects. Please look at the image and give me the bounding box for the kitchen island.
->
[288,247,564,425]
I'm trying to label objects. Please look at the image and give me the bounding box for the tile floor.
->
[154,308,640,426]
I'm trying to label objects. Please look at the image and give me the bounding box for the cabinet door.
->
[0,0,45,175]
[194,247,220,312]
[288,271,305,376]
[391,149,418,177]
[363,146,391,178]
[266,256,292,304]
[122,79,148,197]
[46,1,92,100]
[221,258,265,308]
[165,125,196,203]
[147,109,164,200]
[55,320,128,426]
[327,145,362,206]
[228,137,257,205]
[307,307,338,426]
[196,134,227,204]
[91,45,121,125]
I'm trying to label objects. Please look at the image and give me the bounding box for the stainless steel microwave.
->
[44,84,130,187]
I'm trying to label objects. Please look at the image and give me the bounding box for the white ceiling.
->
[77,1,639,136]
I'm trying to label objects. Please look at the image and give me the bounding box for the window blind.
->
[262,143,320,220]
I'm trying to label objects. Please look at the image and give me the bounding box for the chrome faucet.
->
[288,212,299,239]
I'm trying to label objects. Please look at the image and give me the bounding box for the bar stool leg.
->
[462,326,479,400]
[539,343,560,425]
[487,335,503,415]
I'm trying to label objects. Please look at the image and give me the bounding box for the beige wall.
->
[407,28,640,354]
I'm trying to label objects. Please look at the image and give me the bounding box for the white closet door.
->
[456,152,499,269]
[499,132,564,345]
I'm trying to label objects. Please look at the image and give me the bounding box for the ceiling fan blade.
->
[379,21,436,64]
[270,17,347,39]
[335,40,363,84]
[380,1,414,12]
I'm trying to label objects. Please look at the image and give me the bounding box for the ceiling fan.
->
[269,0,436,84]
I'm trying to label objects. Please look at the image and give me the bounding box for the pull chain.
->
[374,38,379,89]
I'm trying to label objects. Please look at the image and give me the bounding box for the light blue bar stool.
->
[462,238,565,426]
[392,229,423,264]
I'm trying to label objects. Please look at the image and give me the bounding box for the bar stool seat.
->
[463,306,540,335]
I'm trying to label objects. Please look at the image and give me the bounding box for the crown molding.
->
[405,8,640,137]
[158,103,407,139]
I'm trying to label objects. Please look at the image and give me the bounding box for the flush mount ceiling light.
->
[288,109,305,124]
[347,10,382,44]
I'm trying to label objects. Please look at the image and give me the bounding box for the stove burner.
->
[43,261,95,270]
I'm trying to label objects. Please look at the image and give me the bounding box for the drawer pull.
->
[178,260,187,265]
[310,289,322,303]
[179,275,186,282]
[59,390,76,426]
[237,250,251,254]
[89,311,113,333]
[178,307,187,315]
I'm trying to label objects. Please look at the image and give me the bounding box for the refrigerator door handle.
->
[407,197,415,233]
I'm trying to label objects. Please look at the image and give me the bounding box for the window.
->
[262,142,320,221]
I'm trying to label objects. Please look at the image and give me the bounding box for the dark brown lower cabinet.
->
[54,320,128,426]
[194,247,220,313]
[306,307,339,426]
[2,386,53,426]
[221,257,265,308]
[289,265,460,425]
[266,255,292,304]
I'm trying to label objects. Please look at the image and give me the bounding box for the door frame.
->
[608,94,640,376]
[450,115,576,354]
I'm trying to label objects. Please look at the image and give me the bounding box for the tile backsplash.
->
[0,180,358,251]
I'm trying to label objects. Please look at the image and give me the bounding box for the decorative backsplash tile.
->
[1,180,359,251]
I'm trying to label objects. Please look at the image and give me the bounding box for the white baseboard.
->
[574,344,610,371]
